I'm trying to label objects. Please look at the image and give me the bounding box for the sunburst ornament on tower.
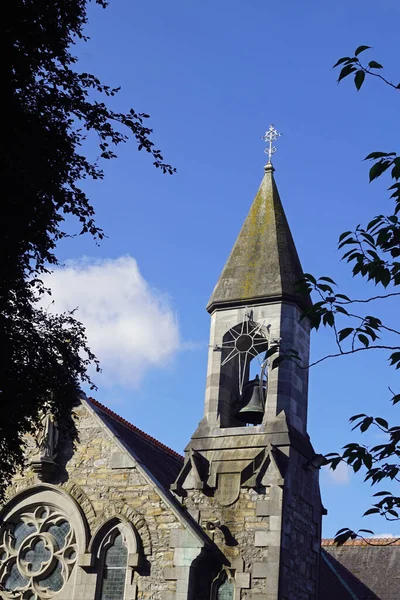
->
[214,310,270,395]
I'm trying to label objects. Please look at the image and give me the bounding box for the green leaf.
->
[358,334,369,348]
[368,61,383,69]
[359,529,374,535]
[336,293,351,301]
[338,64,357,82]
[363,454,373,469]
[392,163,400,179]
[354,70,365,90]
[303,273,317,285]
[365,152,395,160]
[319,276,337,285]
[380,269,391,288]
[360,417,373,432]
[318,284,334,293]
[334,530,355,546]
[339,231,353,242]
[338,237,357,249]
[363,508,380,516]
[355,45,371,56]
[336,527,351,535]
[338,327,354,342]
[349,413,367,422]
[333,56,351,68]
[264,344,279,359]
[389,352,400,366]
[369,160,392,182]
[323,311,335,327]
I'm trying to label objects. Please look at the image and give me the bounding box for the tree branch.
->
[339,292,400,305]
[307,346,400,368]
[346,312,400,337]
[361,66,400,90]
[358,534,400,546]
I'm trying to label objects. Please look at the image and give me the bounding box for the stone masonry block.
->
[235,572,250,589]
[127,553,139,567]
[256,500,269,516]
[77,553,94,568]
[252,562,268,578]
[126,583,137,600]
[269,516,281,531]
[176,577,191,594]
[164,567,177,580]
[231,557,244,572]
[111,451,135,469]
[170,529,201,549]
[173,547,201,567]
[164,566,188,581]
[255,531,269,547]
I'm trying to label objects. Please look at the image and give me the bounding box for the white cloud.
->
[323,462,351,485]
[40,256,180,387]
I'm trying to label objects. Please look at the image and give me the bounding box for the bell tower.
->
[172,129,323,600]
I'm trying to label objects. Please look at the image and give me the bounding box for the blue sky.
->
[50,0,399,538]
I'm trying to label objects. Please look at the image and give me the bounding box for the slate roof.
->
[207,163,311,313]
[319,550,354,600]
[321,538,400,600]
[86,396,184,490]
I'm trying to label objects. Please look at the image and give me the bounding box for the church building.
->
[1,136,398,599]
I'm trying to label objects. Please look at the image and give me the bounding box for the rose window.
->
[0,506,77,599]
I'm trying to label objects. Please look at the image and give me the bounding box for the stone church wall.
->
[183,484,281,600]
[279,450,322,600]
[2,402,194,600]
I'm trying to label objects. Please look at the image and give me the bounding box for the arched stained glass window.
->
[217,577,234,600]
[99,531,128,600]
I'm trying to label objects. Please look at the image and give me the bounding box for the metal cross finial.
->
[262,125,281,164]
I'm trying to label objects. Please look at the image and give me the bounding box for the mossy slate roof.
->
[207,164,311,313]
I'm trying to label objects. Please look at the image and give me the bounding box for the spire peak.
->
[207,153,311,314]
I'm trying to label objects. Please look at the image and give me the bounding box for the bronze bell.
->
[236,375,266,425]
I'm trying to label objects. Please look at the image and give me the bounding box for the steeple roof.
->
[207,163,311,313]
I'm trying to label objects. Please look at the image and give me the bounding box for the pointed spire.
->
[207,163,311,313]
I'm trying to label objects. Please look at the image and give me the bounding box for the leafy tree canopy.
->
[300,46,399,544]
[0,0,174,501]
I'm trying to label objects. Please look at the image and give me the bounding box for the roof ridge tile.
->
[322,537,400,546]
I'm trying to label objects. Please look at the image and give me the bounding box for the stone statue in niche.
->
[37,412,59,460]
[30,412,59,481]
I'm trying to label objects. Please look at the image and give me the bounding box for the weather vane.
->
[262,125,281,164]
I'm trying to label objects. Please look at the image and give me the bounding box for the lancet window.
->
[211,569,235,600]
[98,527,128,600]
